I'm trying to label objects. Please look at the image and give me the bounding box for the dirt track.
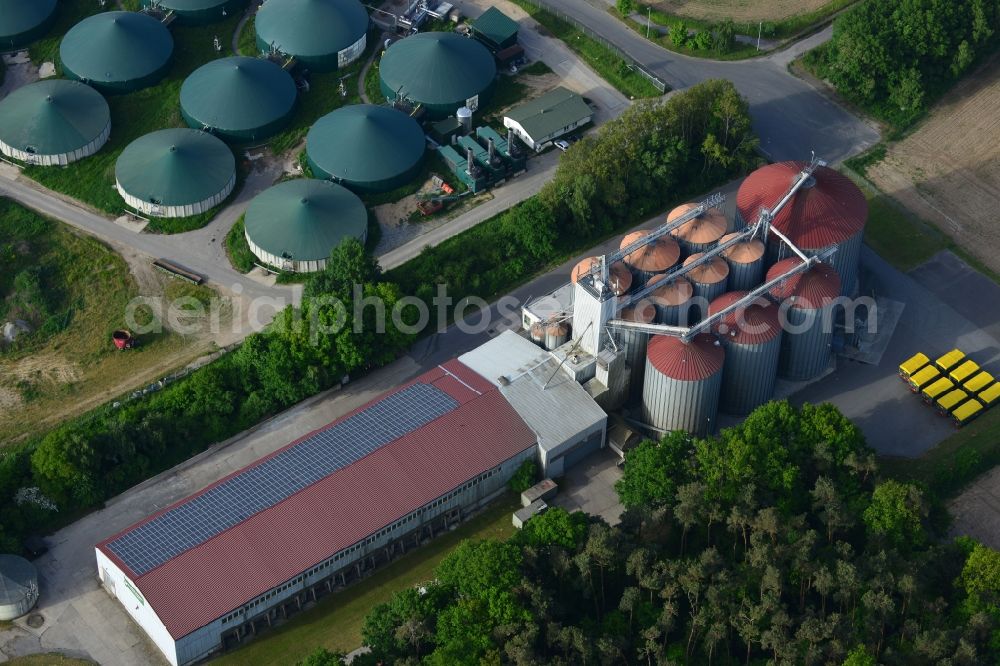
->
[868,52,1000,275]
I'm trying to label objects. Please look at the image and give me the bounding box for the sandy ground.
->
[649,0,835,22]
[868,52,1000,275]
[949,465,1000,551]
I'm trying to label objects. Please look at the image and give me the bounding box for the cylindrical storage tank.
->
[571,256,633,296]
[682,253,729,322]
[719,232,765,291]
[59,11,174,94]
[617,300,656,403]
[180,56,297,143]
[668,203,727,256]
[141,0,248,25]
[0,555,39,621]
[244,178,368,273]
[0,0,57,51]
[457,106,473,134]
[544,321,569,350]
[379,32,496,118]
[115,129,236,218]
[529,322,545,346]
[0,79,111,166]
[306,104,426,194]
[255,0,369,72]
[708,291,783,416]
[645,274,693,326]
[642,333,725,438]
[767,257,842,380]
[737,162,867,296]
[620,230,680,285]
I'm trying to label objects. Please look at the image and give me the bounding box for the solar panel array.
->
[106,383,458,576]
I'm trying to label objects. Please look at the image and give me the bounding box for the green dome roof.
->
[140,0,246,25]
[255,0,368,68]
[116,129,235,207]
[379,32,496,110]
[306,104,425,192]
[60,11,173,93]
[0,79,110,157]
[245,179,367,262]
[0,0,57,50]
[181,56,297,142]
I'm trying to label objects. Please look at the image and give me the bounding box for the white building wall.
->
[539,418,606,477]
[117,172,235,218]
[95,549,179,666]
[338,33,367,68]
[502,115,592,152]
[0,121,111,166]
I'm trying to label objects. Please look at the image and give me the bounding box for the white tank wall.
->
[246,227,368,274]
[337,33,367,68]
[641,357,723,438]
[0,590,38,621]
[117,172,235,218]
[0,120,110,166]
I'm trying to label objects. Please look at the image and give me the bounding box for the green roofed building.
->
[115,129,235,218]
[0,0,57,51]
[255,0,368,72]
[306,104,425,194]
[181,56,297,143]
[503,86,592,152]
[141,0,247,25]
[244,179,367,273]
[379,32,496,119]
[60,11,174,94]
[0,79,110,166]
[470,7,518,52]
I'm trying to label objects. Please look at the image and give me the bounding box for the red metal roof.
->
[766,257,841,310]
[736,162,867,249]
[96,360,535,640]
[646,332,724,380]
[668,203,727,244]
[708,291,782,345]
[620,230,680,272]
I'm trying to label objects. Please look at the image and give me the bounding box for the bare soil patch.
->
[650,0,835,22]
[867,53,1000,275]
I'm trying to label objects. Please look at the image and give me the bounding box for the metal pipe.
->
[487,137,496,161]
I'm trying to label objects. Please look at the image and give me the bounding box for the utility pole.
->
[757,21,762,51]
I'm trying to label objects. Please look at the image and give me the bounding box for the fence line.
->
[518,0,668,93]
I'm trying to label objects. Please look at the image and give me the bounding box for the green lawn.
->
[225,216,256,273]
[212,495,519,666]
[237,15,258,56]
[510,0,664,98]
[28,0,104,66]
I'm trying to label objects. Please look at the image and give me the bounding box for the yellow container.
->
[952,398,984,426]
[934,348,966,372]
[936,388,969,415]
[899,352,930,379]
[949,360,980,384]
[922,377,954,402]
[909,365,940,391]
[980,383,1000,409]
[963,371,994,395]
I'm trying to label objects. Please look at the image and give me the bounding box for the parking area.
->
[551,447,625,525]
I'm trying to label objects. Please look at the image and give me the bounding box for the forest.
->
[344,402,1000,665]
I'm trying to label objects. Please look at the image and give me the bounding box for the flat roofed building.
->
[95,360,537,666]
[503,86,592,152]
[459,330,608,477]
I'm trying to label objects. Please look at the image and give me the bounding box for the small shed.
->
[503,87,592,152]
[520,478,557,507]
[470,7,519,52]
[512,499,547,529]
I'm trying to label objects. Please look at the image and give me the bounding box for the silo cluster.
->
[682,253,729,322]
[645,274,692,326]
[619,230,680,285]
[668,203,727,256]
[719,232,765,291]
[767,257,841,380]
[642,333,725,437]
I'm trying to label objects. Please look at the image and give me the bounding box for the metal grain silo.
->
[682,253,729,322]
[645,274,693,326]
[620,230,680,286]
[530,322,545,346]
[668,203,727,257]
[719,232,765,291]
[736,162,867,296]
[0,554,39,621]
[616,300,656,402]
[767,257,842,380]
[708,291,783,416]
[544,321,570,350]
[642,333,724,437]
[571,256,633,296]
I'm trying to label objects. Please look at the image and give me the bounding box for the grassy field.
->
[225,216,256,273]
[27,0,104,65]
[510,0,664,98]
[0,199,218,444]
[643,0,856,37]
[213,495,519,666]
[237,15,257,56]
[620,10,758,60]
[23,14,243,232]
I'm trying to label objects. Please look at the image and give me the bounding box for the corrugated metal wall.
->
[766,230,862,297]
[726,256,765,291]
[779,306,834,380]
[641,356,723,438]
[616,327,649,403]
[688,281,727,323]
[717,336,782,415]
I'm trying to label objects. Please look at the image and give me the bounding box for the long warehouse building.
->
[96,357,606,665]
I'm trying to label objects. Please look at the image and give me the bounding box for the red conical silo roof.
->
[620,230,680,272]
[682,253,729,285]
[620,300,656,323]
[646,274,693,305]
[766,257,841,310]
[647,332,724,380]
[736,162,867,250]
[571,256,633,295]
[708,291,782,345]
[668,203,727,244]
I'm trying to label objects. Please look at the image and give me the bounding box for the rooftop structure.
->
[0,0,57,51]
[255,0,369,71]
[503,87,592,152]
[470,6,519,51]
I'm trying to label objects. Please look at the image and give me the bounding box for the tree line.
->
[348,401,1000,665]
[0,79,759,554]
[808,0,1000,128]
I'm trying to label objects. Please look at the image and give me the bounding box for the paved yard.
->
[551,448,624,525]
[949,465,1000,550]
